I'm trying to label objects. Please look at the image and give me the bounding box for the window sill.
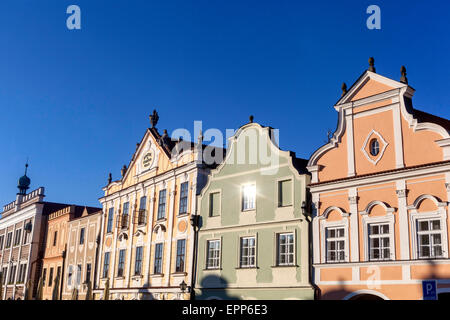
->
[235,266,258,270]
[131,274,143,280]
[241,209,256,213]
[277,205,293,208]
[171,272,187,276]
[150,273,164,278]
[115,276,125,280]
[156,218,167,223]
[203,268,222,271]
[177,213,189,218]
[271,264,298,268]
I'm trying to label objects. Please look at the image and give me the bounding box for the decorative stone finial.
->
[368,57,376,72]
[400,65,408,84]
[341,82,347,96]
[149,109,159,128]
[108,173,112,184]
[249,115,254,123]
[121,165,127,177]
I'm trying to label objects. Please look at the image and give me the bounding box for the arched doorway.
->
[349,294,384,301]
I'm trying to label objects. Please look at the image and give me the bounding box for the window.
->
[42,268,47,287]
[242,184,256,211]
[175,239,186,272]
[240,237,256,268]
[179,182,189,215]
[67,265,73,286]
[79,228,85,245]
[138,196,147,225]
[209,192,220,217]
[122,202,129,229]
[370,139,380,156]
[8,265,16,284]
[0,235,4,249]
[23,226,31,244]
[117,249,126,277]
[13,229,22,246]
[206,240,221,269]
[154,243,163,274]
[102,252,110,278]
[49,268,54,287]
[417,219,443,259]
[157,190,167,220]
[277,233,295,266]
[369,223,391,261]
[6,232,12,248]
[18,264,27,283]
[278,180,292,207]
[134,246,143,275]
[57,266,61,284]
[2,267,7,284]
[107,207,114,233]
[53,231,58,246]
[326,227,346,263]
[85,264,91,283]
[77,264,82,285]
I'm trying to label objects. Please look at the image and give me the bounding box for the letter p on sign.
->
[422,280,437,300]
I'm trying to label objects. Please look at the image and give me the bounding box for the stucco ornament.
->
[361,129,388,165]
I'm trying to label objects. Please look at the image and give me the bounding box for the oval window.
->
[370,139,380,156]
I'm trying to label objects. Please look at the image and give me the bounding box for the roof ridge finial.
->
[341,82,347,97]
[249,115,254,123]
[24,157,29,175]
[368,57,376,73]
[400,65,408,84]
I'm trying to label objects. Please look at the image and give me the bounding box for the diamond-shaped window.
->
[361,130,388,165]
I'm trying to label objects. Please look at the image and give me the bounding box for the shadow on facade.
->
[195,275,240,300]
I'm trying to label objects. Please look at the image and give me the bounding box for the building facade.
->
[195,121,316,300]
[0,167,68,300]
[62,207,102,300]
[307,61,450,299]
[94,111,220,300]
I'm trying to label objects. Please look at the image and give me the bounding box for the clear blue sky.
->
[0,0,449,208]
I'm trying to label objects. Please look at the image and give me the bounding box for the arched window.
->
[370,139,380,156]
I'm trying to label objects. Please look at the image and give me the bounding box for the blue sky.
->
[0,0,449,208]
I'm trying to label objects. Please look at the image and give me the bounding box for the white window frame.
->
[276,176,295,208]
[206,239,221,270]
[320,216,349,264]
[239,236,257,268]
[361,213,395,262]
[208,189,222,217]
[408,199,448,260]
[241,183,256,212]
[275,232,296,266]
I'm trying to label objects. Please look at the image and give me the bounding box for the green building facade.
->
[194,121,315,300]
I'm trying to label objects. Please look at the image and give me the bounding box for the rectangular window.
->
[107,207,114,233]
[278,180,292,207]
[179,182,189,215]
[122,202,129,229]
[102,252,110,278]
[18,264,27,283]
[326,227,346,263]
[77,264,81,285]
[154,243,163,274]
[138,196,147,225]
[369,223,391,261]
[6,232,12,248]
[277,233,295,266]
[0,235,4,249]
[67,265,73,286]
[49,267,54,287]
[79,228,85,245]
[242,184,256,211]
[23,226,31,244]
[175,239,186,272]
[206,240,221,269]
[157,190,167,220]
[42,268,47,287]
[85,264,91,283]
[240,237,256,268]
[8,265,16,284]
[135,246,143,275]
[57,266,61,283]
[417,219,443,259]
[53,231,58,246]
[14,229,22,246]
[209,192,220,217]
[117,249,126,277]
[2,267,7,284]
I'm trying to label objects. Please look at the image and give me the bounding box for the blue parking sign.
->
[422,280,437,300]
